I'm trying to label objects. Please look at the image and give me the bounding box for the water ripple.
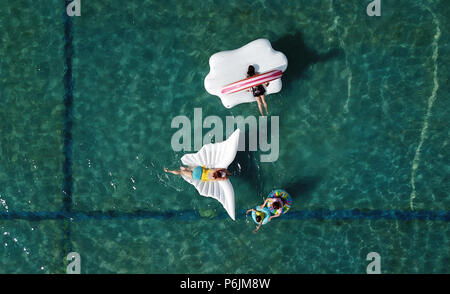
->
[409,6,441,210]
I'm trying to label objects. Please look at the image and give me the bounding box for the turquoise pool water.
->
[0,0,449,273]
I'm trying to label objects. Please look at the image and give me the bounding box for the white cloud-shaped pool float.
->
[204,39,288,108]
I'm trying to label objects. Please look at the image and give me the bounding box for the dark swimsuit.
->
[252,85,266,97]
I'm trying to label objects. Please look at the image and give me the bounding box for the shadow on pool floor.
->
[272,31,343,89]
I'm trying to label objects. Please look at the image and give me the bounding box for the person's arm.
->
[268,213,282,222]
[259,199,269,209]
[216,177,227,181]
[253,221,263,233]
[246,209,255,215]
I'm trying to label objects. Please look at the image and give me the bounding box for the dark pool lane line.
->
[62,0,74,214]
[62,0,75,253]
[0,209,448,222]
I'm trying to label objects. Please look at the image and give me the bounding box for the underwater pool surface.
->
[0,0,449,273]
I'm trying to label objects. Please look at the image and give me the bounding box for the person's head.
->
[272,202,281,210]
[247,65,256,77]
[255,211,264,223]
[214,169,230,179]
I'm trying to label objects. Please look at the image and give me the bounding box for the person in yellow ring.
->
[245,207,270,233]
[164,166,231,182]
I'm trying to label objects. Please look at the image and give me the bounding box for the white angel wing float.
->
[181,129,240,220]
